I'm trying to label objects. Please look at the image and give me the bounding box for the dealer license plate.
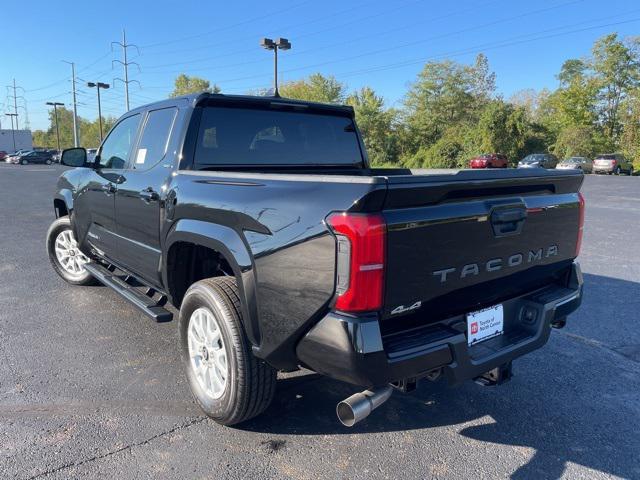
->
[467,304,504,346]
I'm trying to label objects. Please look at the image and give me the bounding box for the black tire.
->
[45,159,52,165]
[628,167,634,176]
[615,166,621,175]
[179,276,276,425]
[21,159,28,165]
[46,216,97,286]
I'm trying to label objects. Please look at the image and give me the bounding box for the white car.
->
[86,148,98,163]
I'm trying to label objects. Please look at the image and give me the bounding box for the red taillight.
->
[576,192,585,256]
[326,212,385,312]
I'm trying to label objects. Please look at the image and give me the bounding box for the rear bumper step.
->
[84,263,173,323]
[296,262,583,388]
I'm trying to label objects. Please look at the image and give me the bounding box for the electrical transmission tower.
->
[112,29,141,111]
[6,79,25,130]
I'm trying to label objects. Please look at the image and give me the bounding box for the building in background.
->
[0,129,33,152]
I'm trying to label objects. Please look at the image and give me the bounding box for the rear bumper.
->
[593,166,613,173]
[296,262,583,388]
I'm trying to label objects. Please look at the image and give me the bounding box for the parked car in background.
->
[48,150,61,163]
[86,148,98,163]
[469,153,509,168]
[15,150,54,165]
[6,150,29,163]
[5,149,29,163]
[556,156,593,173]
[518,153,558,169]
[592,153,634,175]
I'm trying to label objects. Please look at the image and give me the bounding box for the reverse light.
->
[326,212,386,312]
[576,192,585,256]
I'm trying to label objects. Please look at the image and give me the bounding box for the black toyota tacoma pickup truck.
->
[48,93,584,426]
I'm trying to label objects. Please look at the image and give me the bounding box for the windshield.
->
[194,106,363,168]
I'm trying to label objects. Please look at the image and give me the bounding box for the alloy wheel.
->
[54,229,89,276]
[187,307,228,399]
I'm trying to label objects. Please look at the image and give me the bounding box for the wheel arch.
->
[53,191,73,218]
[164,219,260,347]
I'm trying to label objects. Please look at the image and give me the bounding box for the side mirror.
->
[61,148,89,168]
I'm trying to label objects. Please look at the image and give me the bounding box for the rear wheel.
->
[45,159,52,165]
[628,167,634,176]
[46,216,97,285]
[179,277,276,425]
[615,166,621,175]
[20,159,28,165]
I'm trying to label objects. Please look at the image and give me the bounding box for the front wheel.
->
[45,159,52,165]
[21,159,28,165]
[179,277,276,425]
[46,216,97,285]
[628,167,634,176]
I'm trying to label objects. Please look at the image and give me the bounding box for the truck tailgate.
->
[379,169,583,332]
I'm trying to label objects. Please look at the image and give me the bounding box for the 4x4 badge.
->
[391,301,422,315]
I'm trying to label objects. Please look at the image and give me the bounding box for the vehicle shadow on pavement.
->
[239,273,640,480]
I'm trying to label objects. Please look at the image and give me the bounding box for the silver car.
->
[518,153,558,169]
[556,157,593,173]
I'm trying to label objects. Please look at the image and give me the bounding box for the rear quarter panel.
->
[166,171,386,368]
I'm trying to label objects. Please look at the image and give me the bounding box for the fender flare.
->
[164,219,260,346]
[53,190,74,217]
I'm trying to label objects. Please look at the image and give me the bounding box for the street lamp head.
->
[275,38,291,50]
[98,82,110,89]
[261,37,275,50]
[87,82,96,88]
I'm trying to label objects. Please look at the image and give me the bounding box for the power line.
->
[328,17,640,81]
[139,0,316,49]
[202,13,640,87]
[134,0,584,77]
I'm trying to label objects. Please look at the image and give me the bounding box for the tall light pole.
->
[5,113,17,151]
[260,37,291,97]
[87,82,110,142]
[46,102,65,152]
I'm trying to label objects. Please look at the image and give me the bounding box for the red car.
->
[469,153,509,168]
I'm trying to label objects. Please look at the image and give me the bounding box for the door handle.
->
[139,187,159,202]
[101,183,116,194]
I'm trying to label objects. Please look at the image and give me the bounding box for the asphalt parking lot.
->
[0,164,639,480]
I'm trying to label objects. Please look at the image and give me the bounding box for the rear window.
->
[597,154,616,160]
[194,106,363,168]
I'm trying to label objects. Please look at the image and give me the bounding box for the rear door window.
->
[133,107,177,169]
[194,106,363,168]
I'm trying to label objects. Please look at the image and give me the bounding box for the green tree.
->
[170,74,221,97]
[402,54,496,153]
[620,88,640,170]
[345,87,397,165]
[591,34,640,139]
[279,73,345,103]
[474,100,529,163]
[552,125,599,158]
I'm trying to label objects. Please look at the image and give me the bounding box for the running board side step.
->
[84,263,173,323]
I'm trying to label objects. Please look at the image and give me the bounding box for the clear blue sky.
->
[2,0,639,131]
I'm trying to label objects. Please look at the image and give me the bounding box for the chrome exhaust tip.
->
[336,386,393,427]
